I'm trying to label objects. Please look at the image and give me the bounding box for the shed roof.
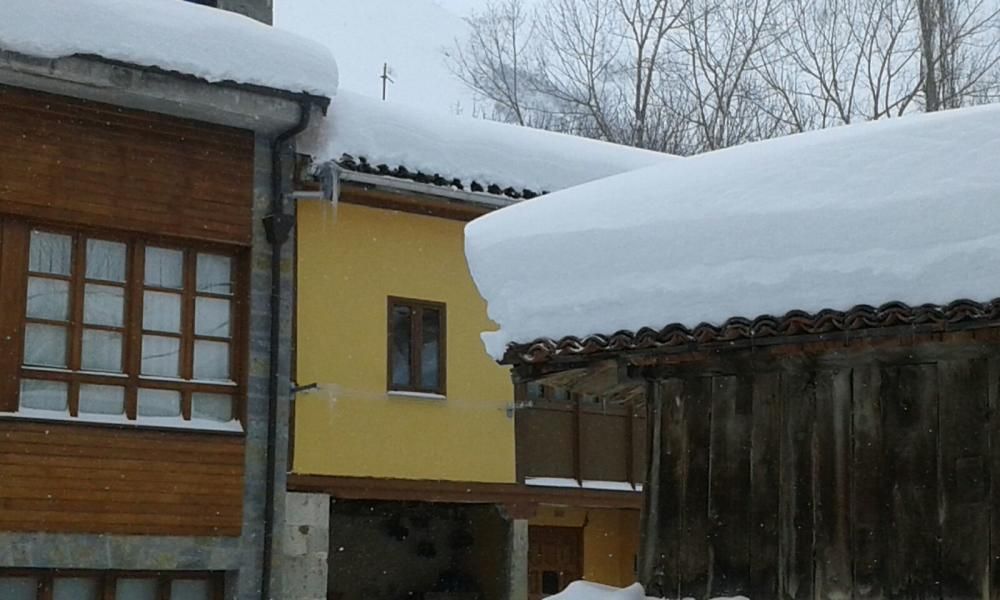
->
[464,104,1000,363]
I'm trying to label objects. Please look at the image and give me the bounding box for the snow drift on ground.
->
[299,89,675,194]
[465,105,1000,359]
[275,0,472,112]
[550,582,649,600]
[0,0,338,97]
[549,581,752,600]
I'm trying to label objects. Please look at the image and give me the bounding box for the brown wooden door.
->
[528,526,583,599]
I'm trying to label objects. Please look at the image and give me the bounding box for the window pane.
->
[390,305,411,388]
[84,284,125,327]
[82,329,122,372]
[142,335,180,377]
[116,578,158,600]
[171,579,211,600]
[195,297,230,337]
[29,230,72,275]
[138,388,181,418]
[197,253,232,295]
[20,379,68,412]
[54,577,99,600]
[85,239,126,282]
[550,386,570,403]
[24,323,67,367]
[79,384,125,416]
[143,291,182,333]
[193,340,229,381]
[421,308,441,390]
[145,247,183,288]
[0,577,37,600]
[192,393,233,422]
[26,276,70,321]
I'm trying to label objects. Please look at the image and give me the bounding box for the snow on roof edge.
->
[465,104,1000,360]
[298,90,677,197]
[0,0,339,98]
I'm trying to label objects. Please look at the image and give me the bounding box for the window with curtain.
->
[387,296,446,395]
[2,222,243,428]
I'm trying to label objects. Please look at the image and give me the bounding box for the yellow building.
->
[287,92,668,600]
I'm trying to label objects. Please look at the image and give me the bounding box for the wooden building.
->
[0,1,334,598]
[464,106,1000,600]
[504,303,1000,600]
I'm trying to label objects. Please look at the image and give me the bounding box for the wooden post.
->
[638,379,663,590]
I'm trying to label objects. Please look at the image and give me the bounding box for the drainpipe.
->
[260,101,312,600]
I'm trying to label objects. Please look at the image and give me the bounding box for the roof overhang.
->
[294,159,517,221]
[0,50,329,134]
[506,299,1000,391]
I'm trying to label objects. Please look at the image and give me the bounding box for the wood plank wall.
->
[646,338,1000,600]
[516,401,646,484]
[0,85,254,245]
[0,420,244,537]
[0,85,252,538]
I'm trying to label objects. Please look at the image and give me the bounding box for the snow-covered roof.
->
[465,104,1000,361]
[298,90,676,198]
[0,0,339,98]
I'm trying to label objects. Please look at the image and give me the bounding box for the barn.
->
[463,105,1000,599]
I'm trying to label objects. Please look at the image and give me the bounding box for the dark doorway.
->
[528,526,583,599]
[328,500,508,600]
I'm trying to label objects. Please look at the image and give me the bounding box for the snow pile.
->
[299,90,675,194]
[465,105,1000,359]
[0,0,338,97]
[548,582,751,600]
[550,582,649,600]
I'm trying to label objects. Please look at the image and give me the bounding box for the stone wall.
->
[280,492,331,600]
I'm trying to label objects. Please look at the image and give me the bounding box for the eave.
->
[505,298,1000,373]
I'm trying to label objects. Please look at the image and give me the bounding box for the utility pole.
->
[380,62,394,101]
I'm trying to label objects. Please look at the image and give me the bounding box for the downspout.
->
[261,101,312,600]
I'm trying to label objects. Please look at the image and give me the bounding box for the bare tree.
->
[671,0,784,150]
[449,0,691,150]
[448,0,1000,155]
[918,0,1000,111]
[447,0,537,125]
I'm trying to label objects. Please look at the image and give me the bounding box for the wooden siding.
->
[644,339,1000,600]
[516,399,646,485]
[0,420,244,537]
[0,85,254,245]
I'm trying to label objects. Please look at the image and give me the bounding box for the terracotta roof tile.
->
[503,298,1000,365]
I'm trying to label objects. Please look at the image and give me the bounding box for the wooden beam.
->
[286,474,643,509]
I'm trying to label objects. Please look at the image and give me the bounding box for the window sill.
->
[0,408,244,433]
[387,390,447,402]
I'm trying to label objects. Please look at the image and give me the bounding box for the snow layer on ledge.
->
[2,408,243,433]
[465,105,1000,359]
[0,0,338,97]
[299,90,675,194]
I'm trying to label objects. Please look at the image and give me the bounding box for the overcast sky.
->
[275,0,489,113]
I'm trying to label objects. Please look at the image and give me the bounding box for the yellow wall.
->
[531,506,641,587]
[294,200,516,483]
